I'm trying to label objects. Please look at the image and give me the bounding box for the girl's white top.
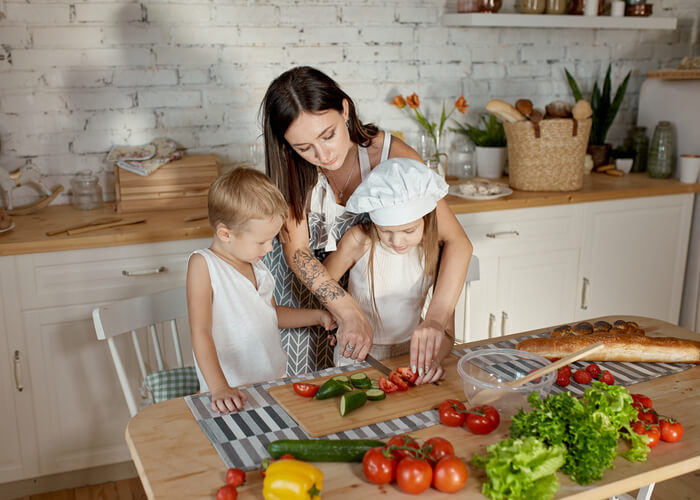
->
[348,243,431,346]
[191,248,287,391]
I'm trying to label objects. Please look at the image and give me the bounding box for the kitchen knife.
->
[364,354,392,376]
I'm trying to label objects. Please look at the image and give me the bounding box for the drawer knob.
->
[14,350,23,392]
[122,266,167,277]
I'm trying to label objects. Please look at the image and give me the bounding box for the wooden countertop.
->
[125,315,700,500]
[1,173,698,257]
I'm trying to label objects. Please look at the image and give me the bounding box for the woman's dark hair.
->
[260,66,378,222]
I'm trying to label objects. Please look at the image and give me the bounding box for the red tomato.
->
[659,419,684,443]
[632,421,660,448]
[424,437,455,464]
[292,383,319,398]
[556,370,571,387]
[225,468,245,487]
[438,399,467,427]
[396,457,433,495]
[397,366,418,384]
[362,446,397,484]
[599,370,615,385]
[527,368,542,383]
[385,434,420,460]
[389,371,409,391]
[558,365,572,378]
[585,363,602,379]
[573,369,593,384]
[378,376,398,394]
[216,485,238,500]
[631,393,653,409]
[638,408,659,425]
[432,455,469,493]
[465,405,500,435]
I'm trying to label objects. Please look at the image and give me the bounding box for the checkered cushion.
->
[145,366,200,403]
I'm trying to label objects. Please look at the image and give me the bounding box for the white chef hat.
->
[345,157,448,226]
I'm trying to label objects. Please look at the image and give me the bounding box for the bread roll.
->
[515,99,533,116]
[572,99,593,120]
[545,100,573,118]
[486,99,527,123]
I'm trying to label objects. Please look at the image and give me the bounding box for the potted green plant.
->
[451,114,507,178]
[564,64,631,167]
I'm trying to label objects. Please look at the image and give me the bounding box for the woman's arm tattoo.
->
[292,249,346,306]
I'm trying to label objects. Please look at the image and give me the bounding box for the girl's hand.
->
[415,362,445,385]
[210,386,248,414]
[318,310,338,331]
[410,319,443,377]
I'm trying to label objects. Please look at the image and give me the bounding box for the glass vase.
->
[647,121,675,179]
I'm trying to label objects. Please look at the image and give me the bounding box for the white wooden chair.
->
[92,287,194,417]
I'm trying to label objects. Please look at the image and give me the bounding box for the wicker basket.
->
[504,118,592,191]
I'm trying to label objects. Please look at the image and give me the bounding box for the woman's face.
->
[283,100,351,171]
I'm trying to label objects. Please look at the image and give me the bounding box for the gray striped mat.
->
[185,335,694,471]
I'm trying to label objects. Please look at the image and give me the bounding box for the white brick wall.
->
[0,0,697,206]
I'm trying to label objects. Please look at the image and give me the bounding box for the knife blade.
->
[364,354,392,376]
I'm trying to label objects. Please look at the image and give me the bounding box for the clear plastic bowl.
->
[456,348,555,418]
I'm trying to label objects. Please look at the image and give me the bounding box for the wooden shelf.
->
[443,13,677,30]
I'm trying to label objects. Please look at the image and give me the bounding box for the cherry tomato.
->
[465,405,500,435]
[216,485,238,500]
[292,383,319,398]
[585,363,602,379]
[631,394,653,409]
[385,434,420,461]
[362,446,397,484]
[226,468,245,487]
[558,365,572,378]
[378,376,398,394]
[632,421,660,448]
[438,399,467,427]
[389,371,409,391]
[599,370,615,385]
[397,366,418,384]
[396,457,433,495]
[638,408,659,425]
[659,419,684,443]
[424,437,455,465]
[527,368,542,383]
[556,370,571,387]
[573,369,593,384]
[432,455,468,493]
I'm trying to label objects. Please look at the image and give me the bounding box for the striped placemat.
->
[185,334,694,471]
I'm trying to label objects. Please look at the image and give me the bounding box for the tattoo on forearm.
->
[292,249,346,306]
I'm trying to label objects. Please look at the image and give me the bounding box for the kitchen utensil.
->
[364,354,392,376]
[46,216,122,236]
[66,217,146,235]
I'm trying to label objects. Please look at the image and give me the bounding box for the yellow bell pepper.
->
[262,459,323,500]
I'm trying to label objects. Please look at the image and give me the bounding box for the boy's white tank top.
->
[348,243,430,346]
[191,248,287,391]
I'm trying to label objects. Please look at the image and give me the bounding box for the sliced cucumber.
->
[313,378,345,400]
[332,375,350,383]
[268,439,385,462]
[350,372,371,389]
[339,390,367,416]
[370,378,380,389]
[366,389,386,401]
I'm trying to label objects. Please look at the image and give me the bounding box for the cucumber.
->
[366,388,386,401]
[370,378,380,389]
[350,372,371,389]
[313,378,346,400]
[268,439,385,462]
[340,390,367,416]
[332,375,350,383]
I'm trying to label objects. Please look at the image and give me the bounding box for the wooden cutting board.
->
[268,354,465,437]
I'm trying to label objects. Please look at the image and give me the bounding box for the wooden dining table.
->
[125,316,700,499]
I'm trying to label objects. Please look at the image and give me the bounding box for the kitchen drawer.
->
[457,204,583,255]
[16,238,210,310]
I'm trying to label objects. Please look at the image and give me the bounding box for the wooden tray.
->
[268,354,465,437]
[114,154,221,213]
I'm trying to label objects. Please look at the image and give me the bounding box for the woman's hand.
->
[210,385,248,414]
[409,319,443,377]
[334,301,374,361]
[414,362,445,385]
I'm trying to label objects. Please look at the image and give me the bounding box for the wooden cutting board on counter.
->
[268,354,465,437]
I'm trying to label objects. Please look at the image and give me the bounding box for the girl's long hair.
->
[362,210,440,324]
[260,66,378,222]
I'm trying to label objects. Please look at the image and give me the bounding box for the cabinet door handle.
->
[14,350,23,392]
[501,311,509,336]
[486,230,519,239]
[488,313,495,338]
[581,277,589,310]
[122,266,167,277]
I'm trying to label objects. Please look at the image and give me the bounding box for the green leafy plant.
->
[565,64,631,146]
[450,114,506,147]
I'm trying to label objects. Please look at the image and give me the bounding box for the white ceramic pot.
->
[475,146,507,178]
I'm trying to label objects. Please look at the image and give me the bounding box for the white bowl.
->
[615,158,634,174]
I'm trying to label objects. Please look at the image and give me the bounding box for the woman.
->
[260,66,472,379]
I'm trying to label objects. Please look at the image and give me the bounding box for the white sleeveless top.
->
[348,243,431,345]
[190,248,287,391]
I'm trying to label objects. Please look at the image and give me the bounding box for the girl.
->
[323,158,459,384]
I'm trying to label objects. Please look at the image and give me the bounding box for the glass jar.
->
[71,170,103,210]
[457,0,482,12]
[628,126,649,173]
[449,139,476,178]
[647,121,675,179]
[545,0,568,14]
[479,0,503,13]
[520,0,546,14]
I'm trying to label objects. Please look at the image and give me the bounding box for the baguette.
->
[517,333,700,364]
[486,99,527,123]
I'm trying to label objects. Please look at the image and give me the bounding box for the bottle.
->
[628,126,649,173]
[647,121,675,179]
[71,170,103,210]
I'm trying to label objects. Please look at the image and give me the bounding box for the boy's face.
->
[223,216,284,264]
[375,218,424,254]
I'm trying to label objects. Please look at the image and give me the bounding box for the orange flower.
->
[406,93,420,109]
[455,96,468,114]
[392,95,406,109]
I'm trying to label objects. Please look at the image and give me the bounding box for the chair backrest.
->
[93,287,189,417]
